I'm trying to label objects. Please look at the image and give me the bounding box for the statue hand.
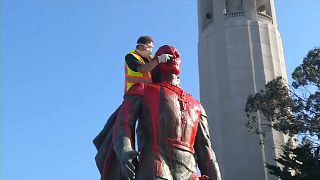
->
[120,150,140,180]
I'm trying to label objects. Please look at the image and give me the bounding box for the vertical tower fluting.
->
[197,0,287,179]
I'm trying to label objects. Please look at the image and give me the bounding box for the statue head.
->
[152,45,181,84]
[155,45,181,74]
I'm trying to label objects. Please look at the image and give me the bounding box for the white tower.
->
[197,0,287,179]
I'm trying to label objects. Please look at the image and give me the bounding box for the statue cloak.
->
[93,107,123,180]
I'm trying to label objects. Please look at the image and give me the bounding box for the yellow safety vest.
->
[125,50,152,93]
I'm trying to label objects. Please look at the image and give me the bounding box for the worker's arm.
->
[125,54,156,73]
[136,59,159,73]
[137,54,172,73]
[125,53,172,73]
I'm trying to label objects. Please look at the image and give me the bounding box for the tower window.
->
[225,0,244,13]
[206,13,213,20]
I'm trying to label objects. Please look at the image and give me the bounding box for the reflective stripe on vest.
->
[125,50,152,92]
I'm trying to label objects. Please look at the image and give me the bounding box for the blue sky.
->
[2,0,320,179]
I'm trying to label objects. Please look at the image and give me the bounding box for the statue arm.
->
[113,94,142,155]
[112,94,143,179]
[113,82,145,153]
[194,113,222,180]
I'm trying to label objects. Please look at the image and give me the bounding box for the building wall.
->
[198,0,286,179]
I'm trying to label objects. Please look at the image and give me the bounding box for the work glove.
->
[158,54,173,63]
[120,150,140,180]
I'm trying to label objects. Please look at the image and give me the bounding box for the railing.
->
[225,11,245,19]
[257,12,273,23]
[202,11,273,31]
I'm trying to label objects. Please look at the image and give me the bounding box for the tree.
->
[245,48,320,179]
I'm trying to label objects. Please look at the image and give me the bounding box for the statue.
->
[94,45,222,180]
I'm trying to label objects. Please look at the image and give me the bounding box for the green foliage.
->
[266,139,320,180]
[245,76,295,136]
[292,48,320,89]
[245,48,320,179]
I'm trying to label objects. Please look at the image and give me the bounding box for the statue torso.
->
[132,83,203,179]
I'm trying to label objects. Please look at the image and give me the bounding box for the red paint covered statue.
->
[94,45,221,180]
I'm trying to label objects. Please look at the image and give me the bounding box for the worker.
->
[124,36,172,92]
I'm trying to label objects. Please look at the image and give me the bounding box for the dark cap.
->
[137,36,153,45]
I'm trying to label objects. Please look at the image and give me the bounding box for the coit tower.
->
[198,0,287,179]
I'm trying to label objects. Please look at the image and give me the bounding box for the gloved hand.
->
[158,54,173,63]
[120,150,140,180]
